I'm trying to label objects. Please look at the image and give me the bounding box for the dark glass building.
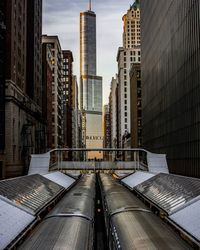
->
[141,0,200,177]
[0,0,5,178]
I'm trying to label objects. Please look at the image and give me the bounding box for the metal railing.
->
[28,148,169,175]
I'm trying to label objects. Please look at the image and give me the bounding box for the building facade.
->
[0,0,6,178]
[26,0,42,106]
[103,105,111,160]
[117,1,141,147]
[62,50,73,151]
[80,6,103,159]
[130,63,142,148]
[141,0,200,177]
[42,43,53,150]
[103,105,111,148]
[72,76,79,150]
[5,0,46,177]
[109,76,119,148]
[42,35,63,148]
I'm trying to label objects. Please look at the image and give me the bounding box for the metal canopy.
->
[135,173,200,215]
[0,174,64,214]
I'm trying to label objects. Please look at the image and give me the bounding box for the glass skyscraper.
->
[80,4,103,159]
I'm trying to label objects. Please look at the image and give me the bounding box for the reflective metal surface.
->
[135,173,200,214]
[0,174,64,214]
[100,174,191,249]
[48,174,96,219]
[19,174,95,250]
[19,217,93,250]
[112,211,190,250]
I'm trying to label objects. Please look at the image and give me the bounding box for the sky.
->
[43,0,133,104]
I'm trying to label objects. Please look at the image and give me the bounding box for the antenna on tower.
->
[89,0,92,11]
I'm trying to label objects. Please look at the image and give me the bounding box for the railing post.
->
[61,150,63,171]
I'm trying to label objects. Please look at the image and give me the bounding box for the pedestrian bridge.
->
[28,148,169,175]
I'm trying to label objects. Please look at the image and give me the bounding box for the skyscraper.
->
[117,1,141,147]
[80,1,103,159]
[141,0,200,177]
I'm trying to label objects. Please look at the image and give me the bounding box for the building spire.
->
[89,0,92,11]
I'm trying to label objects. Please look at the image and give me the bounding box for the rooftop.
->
[130,0,140,10]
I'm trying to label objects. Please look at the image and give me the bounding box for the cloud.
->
[43,0,133,104]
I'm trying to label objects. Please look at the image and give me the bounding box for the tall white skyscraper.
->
[80,2,103,159]
[117,0,141,147]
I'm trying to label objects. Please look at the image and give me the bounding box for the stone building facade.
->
[4,0,46,177]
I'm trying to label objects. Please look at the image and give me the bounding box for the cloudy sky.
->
[43,0,133,104]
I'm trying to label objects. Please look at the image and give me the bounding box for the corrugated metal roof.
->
[43,172,75,189]
[169,199,200,242]
[0,174,64,214]
[0,196,35,250]
[121,171,155,189]
[135,173,200,214]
